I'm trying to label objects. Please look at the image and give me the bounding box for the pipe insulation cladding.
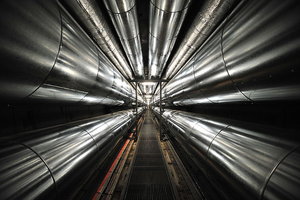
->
[103,0,144,78]
[60,0,134,79]
[0,108,143,200]
[153,108,300,200]
[162,0,236,80]
[159,0,300,106]
[0,0,143,105]
[148,0,191,79]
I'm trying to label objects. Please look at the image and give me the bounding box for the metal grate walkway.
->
[125,111,174,200]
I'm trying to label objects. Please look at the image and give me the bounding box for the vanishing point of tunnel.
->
[0,0,300,199]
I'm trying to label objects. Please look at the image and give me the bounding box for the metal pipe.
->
[0,0,61,100]
[103,0,144,78]
[153,108,300,200]
[162,0,236,79]
[60,0,134,79]
[0,0,142,105]
[263,148,300,200]
[148,0,191,79]
[162,0,300,106]
[0,109,144,199]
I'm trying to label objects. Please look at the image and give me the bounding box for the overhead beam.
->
[129,79,170,83]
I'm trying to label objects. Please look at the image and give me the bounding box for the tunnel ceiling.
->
[1,0,299,107]
[60,0,233,97]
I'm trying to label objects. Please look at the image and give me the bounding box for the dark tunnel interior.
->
[0,0,300,199]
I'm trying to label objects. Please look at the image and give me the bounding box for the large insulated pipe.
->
[103,0,144,78]
[60,0,134,79]
[0,108,143,200]
[0,0,141,105]
[162,0,235,79]
[148,0,191,79]
[153,108,300,200]
[162,0,300,106]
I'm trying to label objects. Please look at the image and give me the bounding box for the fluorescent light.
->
[144,95,152,99]
[141,82,157,86]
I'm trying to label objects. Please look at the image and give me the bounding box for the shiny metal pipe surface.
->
[61,0,134,79]
[153,108,300,200]
[148,0,191,79]
[0,108,143,200]
[103,0,144,78]
[0,0,61,100]
[163,0,235,79]
[0,0,142,105]
[162,0,300,106]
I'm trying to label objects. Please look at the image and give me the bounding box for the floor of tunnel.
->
[124,111,174,200]
[93,110,202,200]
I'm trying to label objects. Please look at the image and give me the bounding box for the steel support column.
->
[159,81,162,140]
[135,82,138,141]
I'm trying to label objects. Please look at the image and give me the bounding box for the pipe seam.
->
[25,2,63,101]
[82,129,99,151]
[148,31,177,44]
[102,69,118,104]
[260,145,300,200]
[150,1,190,14]
[206,125,230,159]
[105,3,136,15]
[220,25,252,102]
[79,49,104,103]
[20,143,59,200]
[120,34,140,44]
